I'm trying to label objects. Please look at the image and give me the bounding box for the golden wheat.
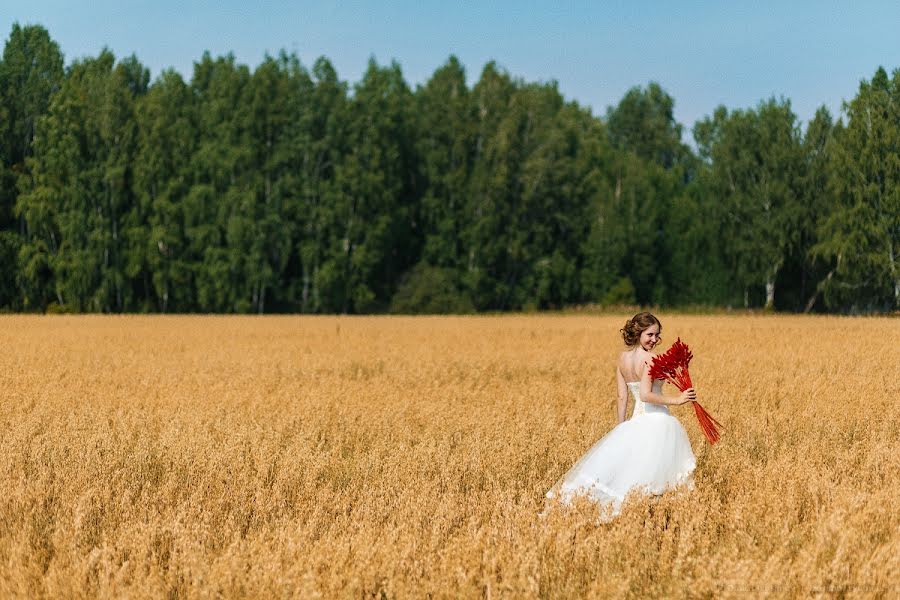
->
[0,314,897,598]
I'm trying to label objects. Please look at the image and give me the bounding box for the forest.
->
[1,23,897,314]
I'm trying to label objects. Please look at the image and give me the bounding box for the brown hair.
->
[621,312,661,347]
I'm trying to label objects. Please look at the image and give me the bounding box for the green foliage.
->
[415,56,474,273]
[812,67,900,311]
[390,263,474,314]
[693,98,805,309]
[0,231,21,308]
[0,23,894,314]
[606,82,688,169]
[0,23,64,228]
[319,58,419,313]
[44,301,73,314]
[16,49,145,312]
[664,179,739,306]
[602,276,637,305]
[133,68,196,312]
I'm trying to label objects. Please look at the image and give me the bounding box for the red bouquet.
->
[648,338,723,444]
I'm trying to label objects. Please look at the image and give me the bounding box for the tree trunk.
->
[804,269,834,313]
[889,244,898,309]
[765,263,780,310]
[302,267,309,312]
[803,294,817,314]
[312,262,319,313]
[765,279,775,310]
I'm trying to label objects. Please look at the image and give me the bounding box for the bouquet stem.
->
[691,401,723,445]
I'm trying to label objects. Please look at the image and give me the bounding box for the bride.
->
[544,312,697,520]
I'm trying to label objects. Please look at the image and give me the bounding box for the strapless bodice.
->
[627,381,670,417]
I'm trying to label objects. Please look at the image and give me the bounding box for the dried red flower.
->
[649,338,723,444]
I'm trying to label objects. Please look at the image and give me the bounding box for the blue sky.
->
[3,1,898,138]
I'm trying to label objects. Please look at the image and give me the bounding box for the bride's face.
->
[639,324,661,351]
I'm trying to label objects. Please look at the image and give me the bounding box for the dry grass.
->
[0,314,897,598]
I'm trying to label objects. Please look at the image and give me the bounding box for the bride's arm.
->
[616,364,628,423]
[639,360,694,406]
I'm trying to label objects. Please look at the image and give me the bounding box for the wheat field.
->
[0,314,897,598]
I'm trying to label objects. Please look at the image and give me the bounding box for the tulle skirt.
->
[545,412,696,520]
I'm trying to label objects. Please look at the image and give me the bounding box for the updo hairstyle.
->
[620,312,661,347]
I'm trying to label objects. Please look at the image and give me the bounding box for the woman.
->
[544,312,697,520]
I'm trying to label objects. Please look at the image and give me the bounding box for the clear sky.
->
[3,1,899,139]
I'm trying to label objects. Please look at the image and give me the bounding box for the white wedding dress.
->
[545,381,696,520]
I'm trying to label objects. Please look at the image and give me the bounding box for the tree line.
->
[1,24,897,314]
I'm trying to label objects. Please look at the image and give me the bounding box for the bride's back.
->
[619,348,649,382]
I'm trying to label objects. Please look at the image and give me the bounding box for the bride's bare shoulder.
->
[633,348,652,371]
[618,348,639,380]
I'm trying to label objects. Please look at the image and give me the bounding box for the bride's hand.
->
[678,388,696,405]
